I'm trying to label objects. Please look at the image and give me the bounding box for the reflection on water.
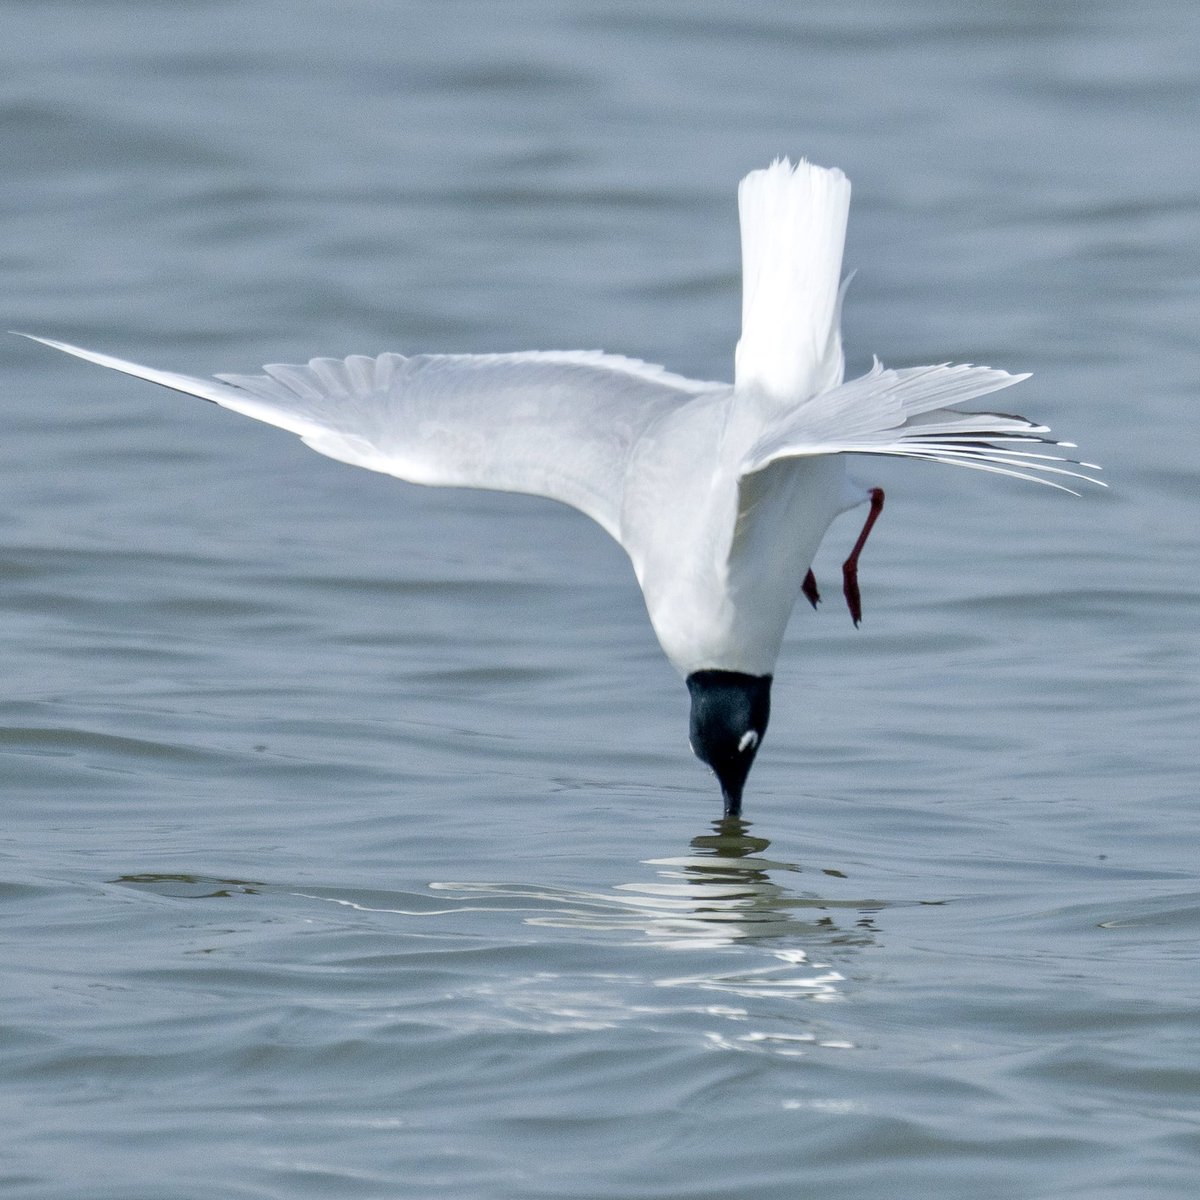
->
[432,817,885,950]
[108,826,883,1052]
[424,819,883,1045]
[633,817,885,947]
[112,823,886,954]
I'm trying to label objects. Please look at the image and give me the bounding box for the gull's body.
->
[18,159,1099,813]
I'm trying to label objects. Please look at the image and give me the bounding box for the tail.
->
[734,158,851,404]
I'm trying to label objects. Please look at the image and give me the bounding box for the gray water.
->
[3,2,1198,1196]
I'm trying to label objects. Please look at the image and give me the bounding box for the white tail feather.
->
[734,158,851,403]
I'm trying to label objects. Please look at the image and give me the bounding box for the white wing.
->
[741,360,1104,494]
[16,334,725,540]
[734,158,851,402]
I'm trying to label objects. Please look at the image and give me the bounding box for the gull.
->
[16,159,1101,816]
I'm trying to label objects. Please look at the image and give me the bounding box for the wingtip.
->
[11,330,68,352]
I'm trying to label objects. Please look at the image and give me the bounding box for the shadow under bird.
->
[16,158,1102,815]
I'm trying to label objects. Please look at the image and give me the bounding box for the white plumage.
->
[736,159,850,401]
[16,158,1101,813]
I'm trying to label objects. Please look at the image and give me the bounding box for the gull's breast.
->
[618,395,847,677]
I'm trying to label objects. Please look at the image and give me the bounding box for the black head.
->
[686,670,772,816]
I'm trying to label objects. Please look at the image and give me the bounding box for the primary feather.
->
[741,359,1100,494]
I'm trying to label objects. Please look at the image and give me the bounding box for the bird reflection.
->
[433,816,885,954]
[609,816,884,948]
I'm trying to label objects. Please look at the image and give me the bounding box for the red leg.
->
[842,488,885,627]
[802,568,821,610]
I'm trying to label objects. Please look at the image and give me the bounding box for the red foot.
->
[842,487,885,627]
[802,568,821,610]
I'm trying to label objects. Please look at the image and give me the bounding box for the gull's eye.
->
[738,730,759,753]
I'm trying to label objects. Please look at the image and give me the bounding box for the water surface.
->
[3,2,1198,1197]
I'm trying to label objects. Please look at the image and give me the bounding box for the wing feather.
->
[16,334,722,540]
[741,361,1104,495]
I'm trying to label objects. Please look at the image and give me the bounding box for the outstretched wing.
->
[17,334,724,540]
[740,360,1104,494]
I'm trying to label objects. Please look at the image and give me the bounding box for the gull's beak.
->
[715,760,751,818]
[721,785,743,818]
